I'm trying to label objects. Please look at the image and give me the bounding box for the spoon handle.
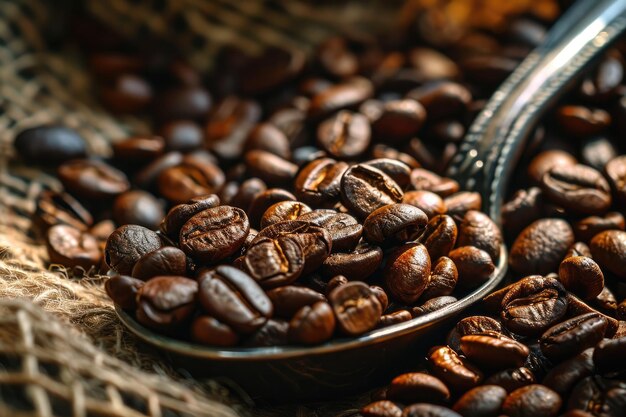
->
[446,0,626,222]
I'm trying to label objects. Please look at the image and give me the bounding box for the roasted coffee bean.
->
[160,194,220,239]
[573,212,625,242]
[502,385,561,417]
[317,110,370,159]
[457,210,502,263]
[308,77,373,119]
[205,96,261,160]
[378,310,413,327]
[567,376,626,416]
[590,230,626,279]
[557,105,611,138]
[105,275,144,310]
[402,404,461,417]
[361,401,402,417]
[131,246,187,281]
[134,151,184,190]
[461,331,530,370]
[34,190,93,232]
[528,150,577,184]
[229,177,266,211]
[340,163,404,219]
[605,155,626,205]
[452,385,507,417]
[580,136,617,172]
[370,99,426,143]
[558,256,604,300]
[245,235,305,288]
[543,348,594,396]
[58,159,130,201]
[288,301,335,345]
[370,144,420,170]
[157,160,225,204]
[564,242,592,259]
[198,266,272,333]
[244,123,291,160]
[267,286,326,319]
[449,316,503,351]
[402,190,447,219]
[294,158,348,207]
[363,159,412,189]
[363,204,428,246]
[412,296,457,316]
[245,150,298,186]
[422,256,458,299]
[387,372,450,404]
[326,275,349,295]
[191,316,239,347]
[407,47,459,80]
[501,187,544,235]
[14,125,87,165]
[238,47,305,95]
[248,188,297,227]
[428,345,483,392]
[461,55,518,87]
[159,120,204,152]
[322,243,383,281]
[418,215,457,260]
[242,319,289,347]
[484,367,535,393]
[260,201,312,229]
[105,225,162,275]
[594,285,618,315]
[509,219,575,275]
[448,246,495,289]
[593,336,626,376]
[408,81,470,121]
[580,51,623,101]
[540,164,611,215]
[329,281,382,336]
[370,285,389,311]
[618,299,626,320]
[179,206,249,264]
[112,135,165,163]
[314,37,357,79]
[384,243,431,304]
[100,74,152,113]
[540,313,607,361]
[154,86,211,121]
[298,210,362,252]
[410,169,459,197]
[565,293,619,338]
[136,276,197,332]
[444,192,482,220]
[113,190,164,230]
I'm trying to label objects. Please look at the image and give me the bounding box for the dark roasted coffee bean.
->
[239,47,305,95]
[34,190,93,232]
[248,188,296,227]
[157,160,224,204]
[618,299,626,320]
[387,372,450,404]
[244,150,298,186]
[370,144,420,170]
[229,177,266,211]
[540,164,611,215]
[448,246,495,289]
[410,169,459,197]
[267,286,325,319]
[422,256,458,299]
[509,219,575,275]
[564,242,592,259]
[105,225,162,275]
[557,105,611,138]
[402,404,461,417]
[112,136,165,162]
[378,310,413,327]
[402,190,447,219]
[565,293,619,337]
[412,296,457,316]
[315,37,357,79]
[502,385,561,417]
[363,204,428,246]
[260,201,312,229]
[384,243,431,304]
[242,318,289,347]
[136,276,197,333]
[322,243,383,281]
[593,336,626,376]
[288,301,335,345]
[418,215,457,260]
[408,81,470,121]
[191,316,239,347]
[361,401,402,417]
[590,230,626,279]
[579,136,617,173]
[528,150,577,184]
[317,110,370,159]
[370,99,426,143]
[105,275,144,310]
[457,211,502,262]
[134,151,183,190]
[428,345,483,392]
[298,210,362,252]
[605,155,626,205]
[294,158,347,207]
[154,86,211,121]
[245,235,305,288]
[159,120,204,152]
[363,159,412,189]
[198,266,272,333]
[501,187,544,235]
[14,126,87,165]
[100,74,152,113]
[341,163,404,219]
[573,212,625,242]
[540,313,607,361]
[500,275,568,336]
[579,51,623,101]
[131,246,187,281]
[244,123,291,160]
[112,190,164,230]
[444,192,482,220]
[308,77,373,119]
[450,316,502,352]
[543,348,594,396]
[567,376,626,416]
[594,285,618,315]
[461,55,517,87]
[461,331,530,370]
[205,96,261,160]
[58,159,130,201]
[326,275,349,295]
[329,281,382,336]
[160,194,220,239]
[452,385,507,417]
[370,285,389,311]
[179,206,249,264]
[484,367,535,393]
[558,256,604,300]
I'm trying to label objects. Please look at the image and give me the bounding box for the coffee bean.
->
[298,210,362,252]
[557,105,611,138]
[564,242,592,259]
[542,348,594,396]
[239,47,305,95]
[105,225,162,275]
[159,120,204,152]
[229,178,266,211]
[288,301,335,345]
[266,286,326,319]
[154,86,211,121]
[410,169,459,197]
[590,230,626,279]
[461,331,530,370]
[131,246,187,281]
[308,77,373,119]
[452,385,507,417]
[317,110,371,159]
[484,367,535,393]
[340,163,404,219]
[363,159,412,189]
[157,160,225,204]
[573,212,625,242]
[197,265,272,333]
[412,296,457,316]
[378,310,413,327]
[502,385,561,417]
[370,144,420,170]
[322,243,383,280]
[329,281,382,336]
[461,55,518,87]
[579,51,623,101]
[326,275,349,295]
[567,376,626,416]
[501,187,544,235]
[429,346,483,393]
[363,204,428,246]
[448,246,495,289]
[136,276,198,333]
[113,190,164,230]
[384,243,431,304]
[408,47,460,80]
[449,316,503,351]
[370,99,426,143]
[160,194,220,239]
[593,285,618,315]
[242,319,289,347]
[105,275,144,310]
[34,190,93,232]
[58,159,130,201]
[618,300,626,320]
[100,74,152,113]
[248,188,296,227]
[402,191,447,219]
[422,256,458,299]
[387,372,450,404]
[418,215,457,260]
[605,155,626,205]
[260,201,312,229]
[14,125,87,165]
[294,158,348,207]
[245,150,298,186]
[408,82,470,121]
[565,293,619,338]
[244,123,291,160]
[541,164,611,215]
[457,211,502,263]
[361,401,402,417]
[402,404,461,417]
[444,192,482,220]
[558,256,604,300]
[593,336,626,376]
[245,235,305,288]
[527,150,577,184]
[540,313,607,361]
[112,135,165,162]
[205,97,261,160]
[179,206,249,264]
[191,316,239,347]
[134,151,184,190]
[509,219,575,275]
